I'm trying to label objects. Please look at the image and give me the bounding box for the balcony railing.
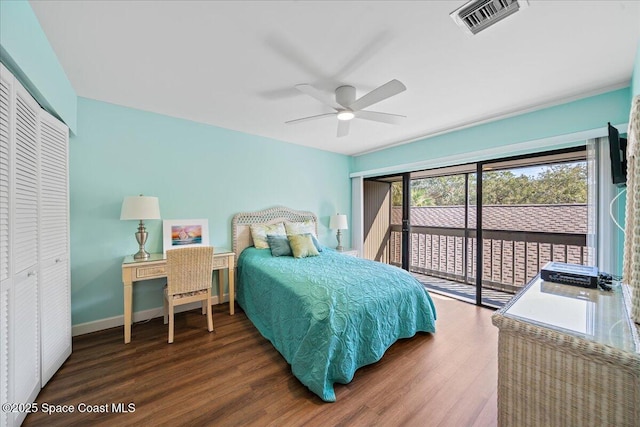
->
[388,224,589,294]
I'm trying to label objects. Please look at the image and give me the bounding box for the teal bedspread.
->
[237,248,437,402]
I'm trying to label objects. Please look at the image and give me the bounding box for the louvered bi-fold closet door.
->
[39,110,70,385]
[0,71,9,295]
[9,74,41,427]
[0,62,14,427]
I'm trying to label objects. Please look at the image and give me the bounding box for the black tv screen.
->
[608,122,627,186]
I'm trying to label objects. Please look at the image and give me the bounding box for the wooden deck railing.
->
[388,225,588,294]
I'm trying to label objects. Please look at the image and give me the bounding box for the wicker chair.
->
[163,246,215,343]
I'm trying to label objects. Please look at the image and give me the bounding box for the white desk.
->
[121,249,235,344]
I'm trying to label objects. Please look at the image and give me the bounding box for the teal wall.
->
[0,1,351,326]
[70,98,351,325]
[353,88,631,174]
[4,1,640,326]
[0,0,77,133]
[632,39,640,97]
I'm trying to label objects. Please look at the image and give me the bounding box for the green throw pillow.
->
[304,233,323,252]
[288,234,320,258]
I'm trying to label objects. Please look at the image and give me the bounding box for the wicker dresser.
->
[492,277,640,427]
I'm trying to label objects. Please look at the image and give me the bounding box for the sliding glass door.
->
[478,151,591,305]
[408,168,476,302]
[364,146,594,308]
[362,174,410,269]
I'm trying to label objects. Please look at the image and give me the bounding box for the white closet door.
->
[0,62,70,427]
[39,110,70,385]
[39,113,68,258]
[14,86,39,274]
[12,271,39,419]
[0,71,10,284]
[0,61,13,427]
[11,80,41,426]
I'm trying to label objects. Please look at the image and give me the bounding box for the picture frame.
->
[162,219,210,255]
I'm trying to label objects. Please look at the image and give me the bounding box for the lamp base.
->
[133,249,150,260]
[133,220,150,260]
[335,229,343,251]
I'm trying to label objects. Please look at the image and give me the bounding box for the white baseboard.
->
[72,294,228,337]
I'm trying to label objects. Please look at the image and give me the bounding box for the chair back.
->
[166,246,214,296]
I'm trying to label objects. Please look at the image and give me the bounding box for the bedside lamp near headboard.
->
[329,213,348,251]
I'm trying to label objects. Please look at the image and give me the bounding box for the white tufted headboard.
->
[232,206,318,255]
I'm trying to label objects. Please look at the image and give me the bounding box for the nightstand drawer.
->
[212,256,228,269]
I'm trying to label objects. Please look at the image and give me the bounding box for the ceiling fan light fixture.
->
[337,110,355,121]
[288,80,406,136]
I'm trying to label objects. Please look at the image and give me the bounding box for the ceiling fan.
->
[286,79,407,137]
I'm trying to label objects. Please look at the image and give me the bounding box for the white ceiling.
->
[30,1,640,156]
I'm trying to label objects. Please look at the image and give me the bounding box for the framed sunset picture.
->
[162,219,210,255]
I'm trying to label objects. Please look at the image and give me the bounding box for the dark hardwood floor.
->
[24,294,498,427]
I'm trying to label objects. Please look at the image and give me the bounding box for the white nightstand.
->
[337,248,359,257]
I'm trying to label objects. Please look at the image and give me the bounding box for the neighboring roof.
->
[392,204,587,234]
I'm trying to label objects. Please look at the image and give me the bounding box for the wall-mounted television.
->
[607,122,627,186]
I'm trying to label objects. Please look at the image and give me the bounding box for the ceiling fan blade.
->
[295,84,342,110]
[285,112,336,124]
[348,79,406,111]
[355,110,406,125]
[337,120,350,137]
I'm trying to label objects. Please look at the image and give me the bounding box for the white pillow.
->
[285,220,317,237]
[250,222,286,249]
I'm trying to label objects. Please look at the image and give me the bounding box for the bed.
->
[232,206,437,402]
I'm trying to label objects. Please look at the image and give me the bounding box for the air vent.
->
[451,0,528,35]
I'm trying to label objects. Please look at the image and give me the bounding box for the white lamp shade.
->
[120,196,161,220]
[329,214,348,230]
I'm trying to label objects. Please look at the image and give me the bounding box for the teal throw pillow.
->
[306,233,323,252]
[267,234,292,257]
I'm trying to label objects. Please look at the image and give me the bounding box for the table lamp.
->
[120,195,161,260]
[329,213,348,251]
